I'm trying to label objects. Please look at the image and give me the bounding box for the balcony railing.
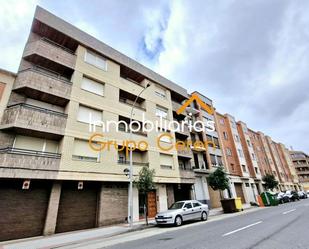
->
[0,147,61,158]
[118,126,147,137]
[1,104,67,135]
[23,37,76,69]
[119,98,146,111]
[0,147,61,171]
[117,160,149,166]
[14,67,72,104]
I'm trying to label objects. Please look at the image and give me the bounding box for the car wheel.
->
[201,211,208,221]
[174,215,182,226]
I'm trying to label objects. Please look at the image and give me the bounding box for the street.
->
[57,199,309,249]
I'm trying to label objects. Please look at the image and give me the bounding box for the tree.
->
[134,166,155,225]
[262,173,279,191]
[208,166,230,199]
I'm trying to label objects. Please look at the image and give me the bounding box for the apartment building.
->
[0,5,302,242]
[215,113,258,204]
[0,6,198,241]
[186,92,225,208]
[290,151,309,191]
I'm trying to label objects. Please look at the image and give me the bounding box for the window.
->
[235,135,240,142]
[14,135,59,153]
[73,139,100,162]
[77,105,102,124]
[84,50,107,70]
[155,86,166,98]
[156,106,168,119]
[245,183,250,187]
[184,203,192,209]
[213,137,220,148]
[81,77,104,96]
[217,156,223,166]
[159,132,172,143]
[238,149,244,158]
[206,135,213,147]
[247,139,251,147]
[193,202,201,207]
[242,165,247,172]
[255,167,259,174]
[230,163,235,171]
[160,153,173,169]
[252,153,256,161]
[210,154,217,166]
[223,131,228,140]
[219,118,225,125]
[226,148,232,156]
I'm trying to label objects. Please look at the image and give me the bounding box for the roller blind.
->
[81,77,104,96]
[14,135,43,151]
[85,50,107,70]
[160,153,173,167]
[73,139,99,159]
[77,105,102,124]
[45,140,59,153]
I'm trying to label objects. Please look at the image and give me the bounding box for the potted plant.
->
[134,166,155,225]
[208,166,236,213]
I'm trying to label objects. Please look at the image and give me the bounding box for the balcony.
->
[13,67,72,106]
[119,89,146,111]
[176,142,192,158]
[0,104,67,139]
[172,101,183,112]
[0,147,61,171]
[23,37,76,74]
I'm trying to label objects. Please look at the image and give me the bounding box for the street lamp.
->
[128,82,150,227]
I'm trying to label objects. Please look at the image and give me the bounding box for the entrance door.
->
[234,183,246,203]
[147,191,157,218]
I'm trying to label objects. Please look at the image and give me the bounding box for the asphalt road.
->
[58,199,309,249]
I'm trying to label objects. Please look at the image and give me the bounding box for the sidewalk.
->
[0,204,254,249]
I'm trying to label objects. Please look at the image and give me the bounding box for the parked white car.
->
[155,200,209,226]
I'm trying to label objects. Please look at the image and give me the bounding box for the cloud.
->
[0,0,308,152]
[141,0,309,152]
[0,0,39,72]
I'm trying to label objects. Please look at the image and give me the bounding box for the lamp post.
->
[128,82,150,227]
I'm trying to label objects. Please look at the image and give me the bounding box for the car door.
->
[192,201,203,219]
[182,202,194,221]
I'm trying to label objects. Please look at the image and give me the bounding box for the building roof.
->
[0,68,16,78]
[34,6,188,97]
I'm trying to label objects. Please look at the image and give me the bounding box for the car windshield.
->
[169,202,185,210]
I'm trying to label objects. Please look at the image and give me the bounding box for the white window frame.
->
[84,50,107,71]
[81,76,104,96]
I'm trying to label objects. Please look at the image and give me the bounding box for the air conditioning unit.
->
[22,180,30,190]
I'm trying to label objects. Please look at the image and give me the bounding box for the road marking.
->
[282,209,296,215]
[222,221,263,237]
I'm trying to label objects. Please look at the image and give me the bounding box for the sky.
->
[1,0,309,152]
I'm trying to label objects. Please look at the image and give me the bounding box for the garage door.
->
[234,183,246,203]
[0,179,50,241]
[56,181,99,233]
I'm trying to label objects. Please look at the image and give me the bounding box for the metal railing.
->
[117,160,149,166]
[0,147,61,158]
[6,103,68,117]
[18,66,72,84]
[40,37,75,54]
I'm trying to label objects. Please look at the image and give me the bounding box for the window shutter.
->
[81,77,104,96]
